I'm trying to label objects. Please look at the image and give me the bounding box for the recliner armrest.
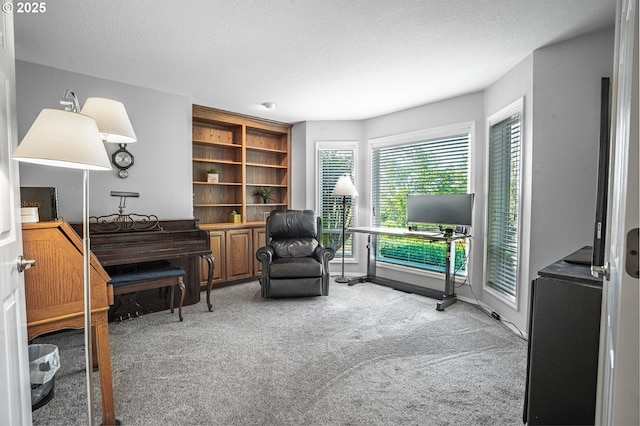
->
[314,246,335,265]
[256,246,275,264]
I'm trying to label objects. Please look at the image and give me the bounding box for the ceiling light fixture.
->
[262,102,277,110]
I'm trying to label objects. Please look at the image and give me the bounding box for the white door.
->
[597,0,639,424]
[0,3,33,424]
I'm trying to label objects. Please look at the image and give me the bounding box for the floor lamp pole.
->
[11,92,134,426]
[82,169,95,425]
[336,195,348,283]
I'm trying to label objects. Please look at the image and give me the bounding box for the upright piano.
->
[72,219,214,319]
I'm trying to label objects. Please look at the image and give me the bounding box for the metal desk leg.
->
[347,233,376,285]
[436,239,457,311]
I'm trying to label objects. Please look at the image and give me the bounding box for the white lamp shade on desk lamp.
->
[12,108,111,170]
[81,97,137,144]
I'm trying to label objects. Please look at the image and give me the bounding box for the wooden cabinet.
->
[22,221,116,424]
[193,106,291,286]
[199,224,267,287]
[226,228,253,281]
[201,231,225,287]
[524,249,603,425]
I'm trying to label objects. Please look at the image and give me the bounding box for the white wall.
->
[16,61,193,223]
[528,27,616,283]
[290,121,307,210]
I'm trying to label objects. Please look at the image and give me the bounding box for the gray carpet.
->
[31,280,527,425]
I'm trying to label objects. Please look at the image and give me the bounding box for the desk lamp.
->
[332,175,358,283]
[13,90,136,425]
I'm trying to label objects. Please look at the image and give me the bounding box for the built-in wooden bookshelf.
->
[192,105,292,228]
[192,105,292,287]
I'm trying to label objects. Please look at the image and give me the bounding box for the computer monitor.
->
[407,194,474,234]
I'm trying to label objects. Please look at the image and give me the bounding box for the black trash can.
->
[29,344,60,411]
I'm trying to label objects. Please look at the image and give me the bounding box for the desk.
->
[348,226,468,311]
[22,221,116,425]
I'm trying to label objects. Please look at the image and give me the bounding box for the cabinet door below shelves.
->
[201,231,225,288]
[226,229,253,281]
[253,227,266,276]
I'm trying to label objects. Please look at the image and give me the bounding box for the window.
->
[485,99,522,304]
[316,142,357,258]
[371,125,471,273]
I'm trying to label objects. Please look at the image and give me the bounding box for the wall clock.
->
[112,144,134,178]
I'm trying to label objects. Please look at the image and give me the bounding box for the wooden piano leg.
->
[177,277,186,321]
[202,254,214,311]
[93,319,117,425]
[169,285,175,314]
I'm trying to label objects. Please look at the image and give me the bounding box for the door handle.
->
[17,255,36,273]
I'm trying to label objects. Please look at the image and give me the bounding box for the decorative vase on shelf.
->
[206,169,219,183]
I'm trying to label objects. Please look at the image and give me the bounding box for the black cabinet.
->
[524,247,603,425]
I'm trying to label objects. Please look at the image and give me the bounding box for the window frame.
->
[368,122,475,275]
[483,97,524,309]
[315,140,358,260]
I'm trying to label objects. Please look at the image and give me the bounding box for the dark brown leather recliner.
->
[256,210,335,298]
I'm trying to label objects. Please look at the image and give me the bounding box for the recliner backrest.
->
[269,209,317,239]
[267,210,321,258]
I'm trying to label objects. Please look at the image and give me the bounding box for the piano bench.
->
[109,267,187,321]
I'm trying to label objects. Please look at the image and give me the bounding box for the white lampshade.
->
[81,97,137,143]
[332,175,358,197]
[12,108,111,170]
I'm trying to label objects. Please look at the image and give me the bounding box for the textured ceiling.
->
[14,0,616,123]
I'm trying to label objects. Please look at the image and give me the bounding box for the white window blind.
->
[486,112,521,301]
[372,134,470,273]
[318,148,356,257]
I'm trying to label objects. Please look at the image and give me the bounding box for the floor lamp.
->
[332,175,358,283]
[13,91,136,425]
